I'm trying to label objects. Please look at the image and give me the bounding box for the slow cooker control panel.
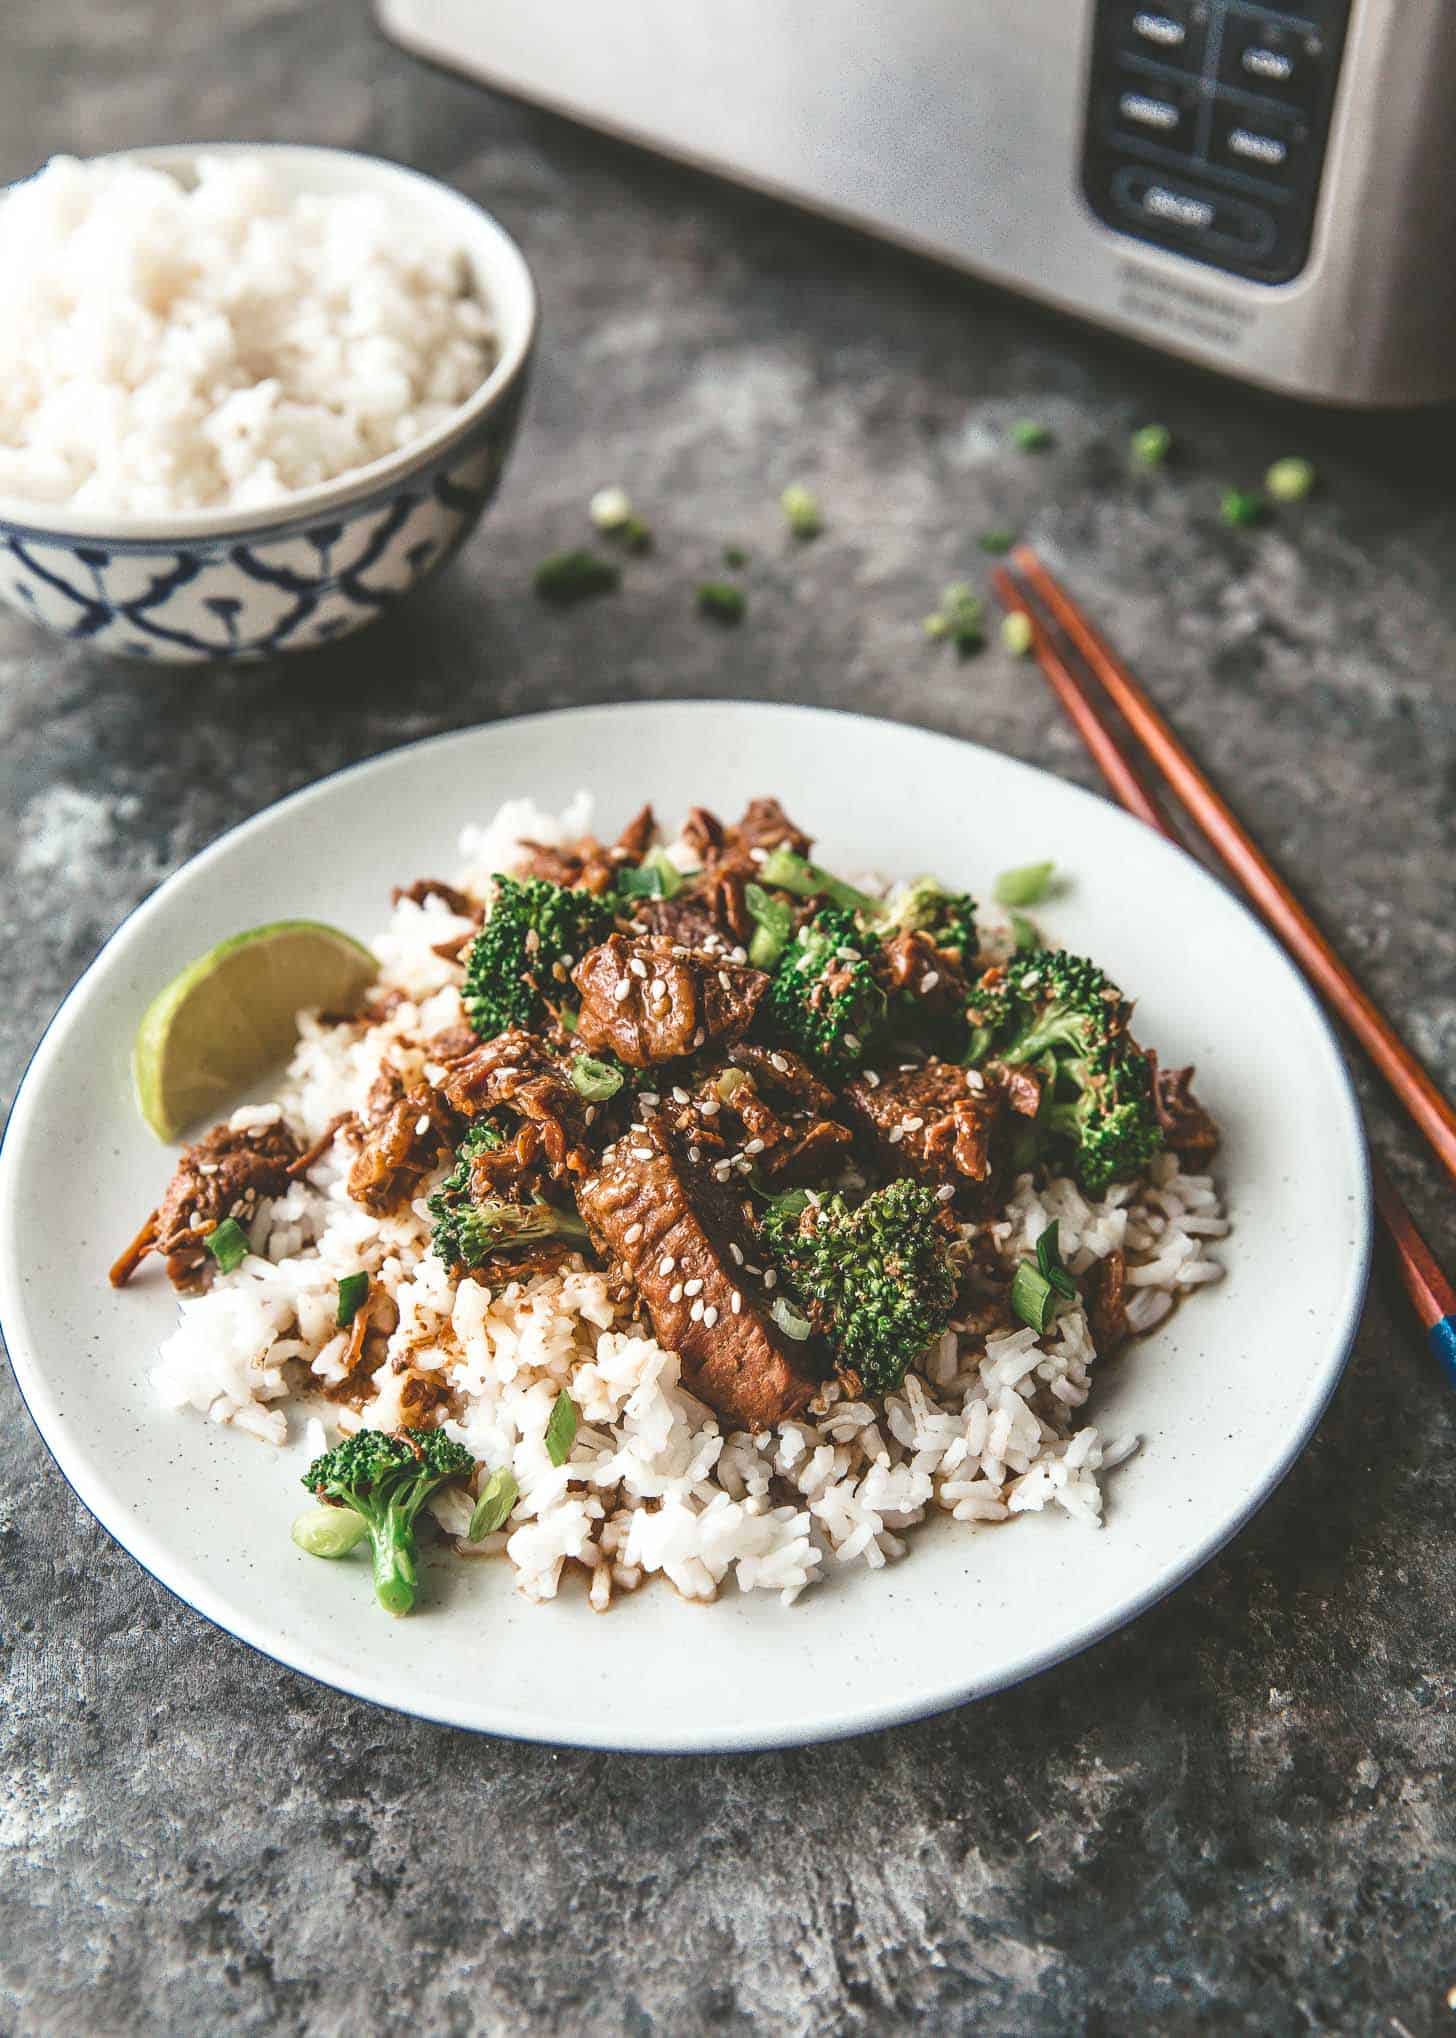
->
[1080,1,1352,283]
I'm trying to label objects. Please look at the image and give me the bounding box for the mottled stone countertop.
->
[2,5,1453,2033]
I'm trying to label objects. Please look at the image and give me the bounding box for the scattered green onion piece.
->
[771,1296,813,1342]
[1010,419,1052,452]
[544,1390,579,1467]
[1131,423,1172,468]
[757,846,880,917]
[534,549,622,606]
[1001,611,1034,657]
[336,1272,370,1328]
[923,612,951,640]
[780,483,823,540]
[617,848,686,900]
[744,881,794,969]
[767,1187,811,1223]
[1009,910,1041,952]
[588,486,633,532]
[696,581,746,625]
[291,1504,367,1559]
[994,860,1056,907]
[558,1006,578,1035]
[570,1054,625,1102]
[978,528,1016,555]
[1009,1261,1058,1333]
[1220,488,1267,529]
[205,1217,249,1275]
[1266,456,1316,504]
[722,543,749,569]
[467,1467,519,1541]
[1034,1220,1078,1302]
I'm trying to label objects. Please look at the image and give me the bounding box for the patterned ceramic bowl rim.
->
[0,142,539,543]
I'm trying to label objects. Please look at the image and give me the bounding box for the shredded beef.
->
[390,878,482,920]
[345,1065,455,1217]
[109,1115,302,1290]
[577,1117,819,1430]
[1086,1247,1130,1353]
[440,1029,596,1183]
[1148,1055,1220,1168]
[572,934,767,1068]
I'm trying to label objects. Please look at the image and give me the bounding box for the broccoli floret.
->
[762,905,887,1076]
[462,875,617,1039]
[761,1180,957,1395]
[301,1427,475,1616]
[964,949,1161,1192]
[887,877,978,963]
[428,1121,589,1271]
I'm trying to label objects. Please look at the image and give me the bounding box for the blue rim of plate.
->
[0,701,1374,1751]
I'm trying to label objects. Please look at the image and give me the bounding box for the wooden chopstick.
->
[1011,544,1456,1190]
[992,559,1456,1381]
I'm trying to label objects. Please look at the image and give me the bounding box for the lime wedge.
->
[133,920,378,1141]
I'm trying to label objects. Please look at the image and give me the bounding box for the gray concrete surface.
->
[2,5,1454,2032]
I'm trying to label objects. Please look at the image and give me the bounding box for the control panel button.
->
[1108,70,1201,152]
[1110,166,1278,255]
[1218,15,1322,109]
[1105,0,1209,72]
[1209,99,1305,183]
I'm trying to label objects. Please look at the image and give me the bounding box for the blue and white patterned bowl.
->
[0,145,537,664]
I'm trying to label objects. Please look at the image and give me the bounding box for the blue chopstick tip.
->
[1429,1315,1456,1389]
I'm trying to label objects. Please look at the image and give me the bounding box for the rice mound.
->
[150,798,1229,1609]
[0,154,496,516]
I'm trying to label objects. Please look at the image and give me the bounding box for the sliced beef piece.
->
[1148,1055,1220,1169]
[614,803,656,862]
[426,1024,482,1067]
[577,1117,820,1431]
[726,1041,838,1115]
[632,870,751,953]
[347,1066,455,1217]
[513,838,618,895]
[843,1060,1005,1199]
[876,928,968,1016]
[572,934,767,1068]
[390,878,482,921]
[325,1285,400,1405]
[110,1114,302,1290]
[990,1061,1044,1119]
[725,796,812,866]
[709,1045,854,1185]
[1085,1247,1130,1354]
[440,1028,597,1183]
[681,806,726,861]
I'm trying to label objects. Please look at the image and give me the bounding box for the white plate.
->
[0,703,1371,1751]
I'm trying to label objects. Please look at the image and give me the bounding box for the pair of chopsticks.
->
[991,545,1456,1386]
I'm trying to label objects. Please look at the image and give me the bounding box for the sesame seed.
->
[631,1121,646,1133]
[629,956,648,979]
[965,1069,985,1092]
[690,1298,705,1321]
[669,1282,684,1303]
[903,1115,924,1132]
[613,979,633,1004]
[888,1125,905,1144]
[719,971,732,991]
[749,847,767,864]
[863,1068,880,1088]
[937,1183,957,1202]
[764,1269,778,1289]
[689,1144,702,1162]
[693,1028,706,1048]
[698,1098,720,1117]
[552,961,568,982]
[415,1114,431,1135]
[770,1053,788,1072]
[561,953,574,969]
[672,1087,690,1104]
[743,1137,766,1155]
[731,1290,742,1314]
[735,1158,753,1175]
[585,1105,597,1125]
[744,1263,763,1278]
[524,928,540,954]
[702,1305,719,1328]
[639,1092,660,1107]
[624,1222,643,1244]
[630,1146,653,1161]
[729,1242,744,1266]
[659,1256,676,1275]
[843,1033,862,1054]
[920,970,940,992]
[730,946,748,964]
[684,1277,703,1296]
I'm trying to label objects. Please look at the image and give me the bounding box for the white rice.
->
[149,797,1228,1608]
[0,154,496,515]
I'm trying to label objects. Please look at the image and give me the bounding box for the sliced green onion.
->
[994,860,1056,907]
[744,881,794,969]
[978,528,1016,555]
[291,1504,367,1559]
[533,549,622,606]
[570,1054,624,1102]
[336,1272,370,1328]
[1001,611,1034,657]
[767,1188,811,1223]
[1034,1219,1078,1302]
[467,1466,519,1540]
[780,483,823,539]
[559,1006,578,1034]
[1131,423,1172,467]
[589,485,632,531]
[1266,456,1315,504]
[1010,419,1052,452]
[617,848,686,900]
[696,581,746,625]
[1010,1261,1057,1333]
[771,1296,813,1342]
[544,1390,579,1467]
[722,543,749,569]
[1009,911,1042,952]
[205,1217,249,1275]
[1220,488,1267,529]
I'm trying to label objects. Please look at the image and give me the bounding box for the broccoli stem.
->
[369,1503,420,1617]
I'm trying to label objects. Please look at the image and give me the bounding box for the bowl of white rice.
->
[0,144,537,663]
